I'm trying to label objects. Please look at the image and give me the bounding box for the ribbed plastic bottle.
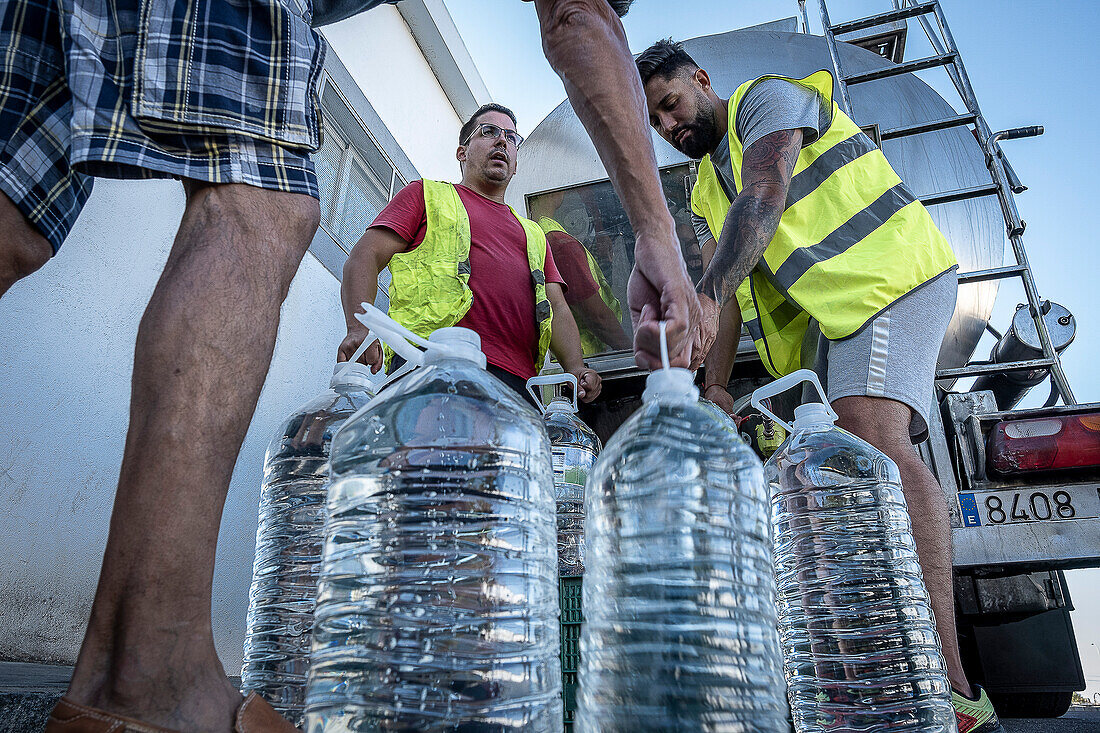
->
[305,305,562,732]
[699,396,740,433]
[527,373,602,577]
[753,370,955,733]
[577,326,787,732]
[242,361,381,724]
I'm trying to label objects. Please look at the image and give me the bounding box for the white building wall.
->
[0,7,470,672]
[323,6,465,183]
[0,179,345,670]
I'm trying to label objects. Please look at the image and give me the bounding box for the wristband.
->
[703,383,726,393]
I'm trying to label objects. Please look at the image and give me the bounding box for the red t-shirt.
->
[545,231,599,305]
[371,180,564,380]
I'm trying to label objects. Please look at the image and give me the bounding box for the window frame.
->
[306,55,419,281]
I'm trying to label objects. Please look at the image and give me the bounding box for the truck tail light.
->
[988,413,1100,474]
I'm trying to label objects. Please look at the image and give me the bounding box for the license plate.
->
[958,485,1100,527]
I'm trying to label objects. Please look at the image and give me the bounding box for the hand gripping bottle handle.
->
[343,302,487,376]
[750,368,837,433]
[525,373,580,415]
[334,303,426,388]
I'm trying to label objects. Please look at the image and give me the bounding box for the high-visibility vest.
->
[691,69,957,378]
[387,179,554,371]
[537,217,624,356]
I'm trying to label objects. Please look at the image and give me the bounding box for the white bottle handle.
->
[750,368,837,433]
[526,373,579,414]
[335,303,428,387]
[352,303,432,368]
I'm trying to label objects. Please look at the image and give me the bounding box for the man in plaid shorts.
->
[0,0,706,729]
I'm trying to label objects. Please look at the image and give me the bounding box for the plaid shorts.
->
[0,0,327,253]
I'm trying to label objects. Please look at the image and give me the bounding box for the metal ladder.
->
[814,0,1076,405]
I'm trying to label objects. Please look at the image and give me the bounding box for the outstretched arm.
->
[696,128,802,307]
[337,227,408,370]
[533,0,707,370]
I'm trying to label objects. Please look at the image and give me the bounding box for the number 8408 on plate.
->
[957,485,1099,527]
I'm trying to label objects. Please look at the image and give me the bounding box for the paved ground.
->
[1,662,1098,732]
[1004,709,1100,733]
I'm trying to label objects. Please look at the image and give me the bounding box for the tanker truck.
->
[506,13,1098,721]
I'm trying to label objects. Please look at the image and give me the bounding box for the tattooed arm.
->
[696,128,802,307]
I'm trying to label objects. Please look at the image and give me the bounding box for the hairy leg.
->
[833,395,974,698]
[0,192,53,297]
[64,181,320,731]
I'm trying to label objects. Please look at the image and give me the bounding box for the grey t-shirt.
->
[693,78,830,246]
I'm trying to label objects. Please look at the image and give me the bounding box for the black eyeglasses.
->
[462,122,524,148]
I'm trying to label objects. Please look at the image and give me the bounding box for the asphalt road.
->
[1004,709,1100,733]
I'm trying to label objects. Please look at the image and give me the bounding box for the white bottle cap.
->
[330,361,381,393]
[792,402,835,430]
[643,367,698,403]
[425,327,486,366]
[641,322,699,403]
[546,397,575,413]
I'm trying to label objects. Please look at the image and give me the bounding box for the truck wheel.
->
[988,690,1073,719]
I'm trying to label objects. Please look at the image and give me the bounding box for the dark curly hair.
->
[636,38,699,86]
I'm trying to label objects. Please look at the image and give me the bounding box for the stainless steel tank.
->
[507,27,1004,373]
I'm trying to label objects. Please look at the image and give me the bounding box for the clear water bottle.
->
[699,397,740,433]
[305,305,562,732]
[242,362,381,724]
[752,370,955,733]
[527,373,601,577]
[577,327,787,732]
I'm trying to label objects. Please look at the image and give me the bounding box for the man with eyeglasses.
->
[339,103,602,405]
[16,0,700,729]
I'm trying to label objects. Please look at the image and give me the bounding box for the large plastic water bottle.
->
[577,326,787,732]
[527,373,601,577]
[305,305,562,732]
[242,362,381,724]
[752,370,955,733]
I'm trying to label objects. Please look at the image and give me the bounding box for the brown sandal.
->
[45,692,300,732]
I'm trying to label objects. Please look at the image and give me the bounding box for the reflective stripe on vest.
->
[387,179,554,371]
[691,69,957,377]
[537,217,624,356]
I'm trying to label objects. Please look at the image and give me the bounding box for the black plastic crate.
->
[559,575,583,732]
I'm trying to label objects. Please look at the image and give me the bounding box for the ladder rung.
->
[937,358,1056,380]
[956,265,1027,284]
[880,113,977,141]
[829,1,940,36]
[920,184,999,207]
[843,52,957,85]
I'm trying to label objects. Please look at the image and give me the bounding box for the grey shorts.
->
[808,268,958,443]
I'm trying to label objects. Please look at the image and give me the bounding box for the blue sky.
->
[443,0,1100,700]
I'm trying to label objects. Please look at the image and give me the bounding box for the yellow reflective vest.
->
[691,70,957,378]
[537,217,624,356]
[387,179,554,370]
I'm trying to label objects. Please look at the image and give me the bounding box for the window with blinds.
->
[316,80,405,254]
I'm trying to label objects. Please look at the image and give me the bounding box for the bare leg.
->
[0,192,53,297]
[62,181,320,731]
[832,395,974,699]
